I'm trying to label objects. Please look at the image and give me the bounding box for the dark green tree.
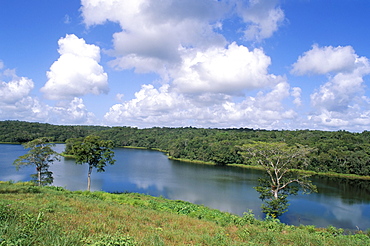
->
[239,142,317,217]
[13,137,60,186]
[70,136,115,191]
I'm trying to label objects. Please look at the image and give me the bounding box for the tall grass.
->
[0,181,369,245]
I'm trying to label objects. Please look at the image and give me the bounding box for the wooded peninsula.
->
[1,120,370,178]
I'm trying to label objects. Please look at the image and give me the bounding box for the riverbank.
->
[146,147,370,181]
[1,181,368,245]
[6,142,370,181]
[71,144,370,181]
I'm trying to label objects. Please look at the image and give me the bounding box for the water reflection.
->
[1,144,370,230]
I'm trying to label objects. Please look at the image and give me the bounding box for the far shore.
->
[122,146,370,181]
[3,142,369,181]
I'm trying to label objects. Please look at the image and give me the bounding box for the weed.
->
[81,233,137,245]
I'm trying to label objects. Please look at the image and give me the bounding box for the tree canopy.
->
[3,120,370,177]
[68,135,115,191]
[13,137,60,186]
[239,142,317,217]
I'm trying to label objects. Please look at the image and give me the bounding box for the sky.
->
[1,0,370,131]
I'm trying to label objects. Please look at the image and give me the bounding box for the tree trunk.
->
[87,165,93,191]
[37,166,41,186]
[272,187,278,200]
[38,171,41,186]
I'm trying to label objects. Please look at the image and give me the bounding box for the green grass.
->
[0,181,369,245]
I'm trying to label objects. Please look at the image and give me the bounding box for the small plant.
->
[82,233,137,245]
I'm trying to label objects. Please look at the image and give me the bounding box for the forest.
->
[1,120,370,177]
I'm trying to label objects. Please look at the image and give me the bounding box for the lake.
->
[1,144,370,230]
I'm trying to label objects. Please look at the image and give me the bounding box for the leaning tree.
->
[239,141,317,217]
[13,137,60,186]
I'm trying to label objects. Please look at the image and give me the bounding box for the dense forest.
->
[1,120,370,177]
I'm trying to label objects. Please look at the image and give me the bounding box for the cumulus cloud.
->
[50,97,96,124]
[237,0,285,42]
[0,72,34,104]
[104,81,296,129]
[293,45,370,130]
[81,0,227,72]
[81,0,284,76]
[291,87,302,106]
[0,65,48,121]
[80,0,297,129]
[41,34,108,100]
[172,43,282,94]
[0,60,97,125]
[105,84,188,126]
[291,45,358,75]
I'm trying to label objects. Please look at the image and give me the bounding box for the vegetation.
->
[1,181,369,245]
[13,137,60,186]
[65,136,115,191]
[2,120,370,179]
[239,142,317,217]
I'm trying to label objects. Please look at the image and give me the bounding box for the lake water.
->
[1,144,370,230]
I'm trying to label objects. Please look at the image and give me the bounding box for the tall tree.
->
[71,135,115,191]
[13,137,60,186]
[239,142,317,217]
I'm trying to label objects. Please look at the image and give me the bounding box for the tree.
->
[70,135,115,191]
[13,137,60,186]
[239,141,317,217]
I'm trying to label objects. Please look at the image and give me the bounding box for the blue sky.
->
[1,0,370,131]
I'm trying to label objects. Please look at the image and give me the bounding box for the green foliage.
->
[69,135,116,191]
[2,120,370,178]
[13,137,60,186]
[81,233,137,246]
[260,196,289,218]
[239,142,317,217]
[0,120,108,143]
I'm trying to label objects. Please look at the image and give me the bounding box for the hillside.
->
[0,182,369,245]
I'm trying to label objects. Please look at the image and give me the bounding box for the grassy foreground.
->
[0,182,369,246]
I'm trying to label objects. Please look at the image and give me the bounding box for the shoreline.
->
[122,146,370,181]
[4,142,370,181]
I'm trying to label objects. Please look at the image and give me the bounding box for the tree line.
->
[6,120,366,217]
[2,120,370,176]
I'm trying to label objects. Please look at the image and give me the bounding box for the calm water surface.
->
[1,144,370,230]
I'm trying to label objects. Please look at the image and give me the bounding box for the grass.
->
[1,181,369,245]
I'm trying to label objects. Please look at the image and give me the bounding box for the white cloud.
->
[0,73,34,104]
[237,0,285,42]
[80,0,299,129]
[50,97,96,124]
[0,96,45,121]
[0,66,48,121]
[105,84,188,126]
[104,81,296,129]
[41,34,108,100]
[0,60,97,125]
[80,0,285,77]
[291,45,358,75]
[64,14,71,24]
[292,45,370,130]
[81,0,227,73]
[172,43,282,94]
[291,87,302,106]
